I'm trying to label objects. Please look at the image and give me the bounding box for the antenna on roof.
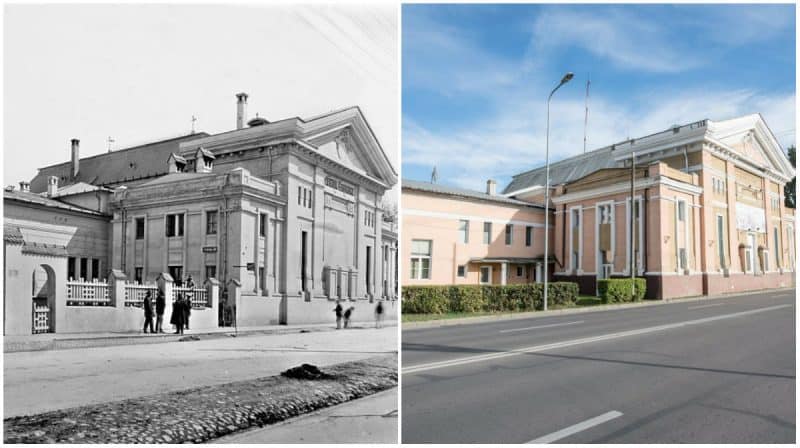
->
[583,76,590,154]
[191,115,197,134]
[431,166,439,184]
[107,136,115,153]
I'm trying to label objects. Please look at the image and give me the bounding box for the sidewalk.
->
[403,287,796,330]
[213,387,398,444]
[4,319,397,353]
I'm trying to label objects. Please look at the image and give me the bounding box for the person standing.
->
[155,289,166,333]
[375,300,384,329]
[183,292,191,331]
[343,306,354,328]
[334,300,343,329]
[143,292,154,334]
[170,294,184,334]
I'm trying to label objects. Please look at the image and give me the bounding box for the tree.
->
[785,146,795,209]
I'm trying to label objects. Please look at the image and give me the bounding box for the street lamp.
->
[543,72,573,312]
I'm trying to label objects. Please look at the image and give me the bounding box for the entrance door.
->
[31,264,55,334]
[365,246,372,297]
[480,266,492,284]
[746,233,756,274]
[300,231,308,293]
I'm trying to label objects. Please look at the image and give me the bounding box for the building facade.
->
[4,94,398,335]
[402,114,795,299]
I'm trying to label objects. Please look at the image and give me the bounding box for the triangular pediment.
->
[708,114,794,180]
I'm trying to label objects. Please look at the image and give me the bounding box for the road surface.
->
[402,289,795,443]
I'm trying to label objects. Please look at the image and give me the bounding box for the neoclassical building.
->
[4,93,398,335]
[402,114,795,299]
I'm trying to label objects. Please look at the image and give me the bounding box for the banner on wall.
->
[735,202,766,233]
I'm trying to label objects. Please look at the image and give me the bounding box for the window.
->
[571,208,581,271]
[480,266,491,284]
[298,186,302,206]
[599,204,612,224]
[525,226,533,247]
[259,213,267,237]
[325,177,338,188]
[505,224,513,245]
[364,210,375,228]
[458,220,469,244]
[678,248,688,271]
[744,233,755,273]
[677,200,686,222]
[134,267,143,284]
[166,213,184,237]
[68,257,76,280]
[91,259,99,280]
[410,240,432,280]
[483,222,492,244]
[169,266,183,286]
[516,266,523,277]
[135,218,145,240]
[80,258,87,280]
[206,211,218,235]
[771,197,780,210]
[774,227,781,268]
[716,215,725,269]
[205,265,216,280]
[258,267,265,290]
[457,265,466,277]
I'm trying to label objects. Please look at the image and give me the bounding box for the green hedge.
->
[402,282,579,314]
[597,278,646,304]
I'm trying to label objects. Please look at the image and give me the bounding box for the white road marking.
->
[499,321,584,334]
[527,410,623,444]
[687,303,727,310]
[403,304,791,375]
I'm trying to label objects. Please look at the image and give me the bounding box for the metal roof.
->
[4,189,110,217]
[403,179,544,208]
[503,146,618,195]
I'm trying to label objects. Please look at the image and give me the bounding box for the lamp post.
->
[543,72,574,312]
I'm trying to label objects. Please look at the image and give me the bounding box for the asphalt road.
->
[402,289,795,443]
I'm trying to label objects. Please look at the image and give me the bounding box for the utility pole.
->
[191,115,197,134]
[583,78,590,154]
[107,136,115,153]
[630,151,636,299]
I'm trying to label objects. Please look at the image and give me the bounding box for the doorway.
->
[32,264,56,334]
[365,245,372,297]
[301,231,308,294]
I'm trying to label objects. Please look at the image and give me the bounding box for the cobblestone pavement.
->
[4,355,397,444]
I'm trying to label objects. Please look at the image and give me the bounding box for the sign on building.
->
[735,202,766,233]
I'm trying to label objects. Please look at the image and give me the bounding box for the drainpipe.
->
[683,146,689,172]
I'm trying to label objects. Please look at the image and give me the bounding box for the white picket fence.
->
[32,302,51,333]
[174,286,209,309]
[66,279,111,306]
[124,283,158,307]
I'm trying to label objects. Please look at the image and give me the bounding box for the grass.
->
[401,295,606,323]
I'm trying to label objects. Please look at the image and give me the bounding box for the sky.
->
[3,3,398,202]
[402,4,796,192]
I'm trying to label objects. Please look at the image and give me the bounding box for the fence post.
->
[226,279,241,330]
[108,269,126,308]
[157,273,175,329]
[205,277,220,313]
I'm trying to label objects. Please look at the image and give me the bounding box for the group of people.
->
[333,299,386,329]
[142,275,195,335]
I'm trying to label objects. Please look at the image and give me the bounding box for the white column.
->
[500,262,507,286]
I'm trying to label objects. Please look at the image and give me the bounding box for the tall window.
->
[744,233,755,273]
[91,259,99,280]
[716,215,725,269]
[525,226,533,247]
[80,258,87,280]
[457,265,466,277]
[169,266,183,285]
[166,213,184,237]
[483,222,492,244]
[479,266,491,284]
[774,227,781,268]
[458,220,469,244]
[259,213,267,237]
[68,257,76,280]
[135,218,145,240]
[205,265,216,280]
[410,240,432,280]
[571,208,581,271]
[206,211,218,235]
[134,267,143,284]
[677,200,686,222]
[599,204,612,224]
[505,224,513,245]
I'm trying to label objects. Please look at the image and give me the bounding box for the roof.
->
[21,242,69,257]
[468,255,557,264]
[403,179,544,208]
[4,189,110,217]
[51,182,111,197]
[137,172,215,187]
[30,133,210,193]
[504,146,618,195]
[4,224,23,245]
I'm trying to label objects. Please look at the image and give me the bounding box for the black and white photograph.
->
[3,2,399,444]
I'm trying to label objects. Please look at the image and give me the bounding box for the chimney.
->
[47,176,58,197]
[486,179,497,196]
[71,138,80,177]
[236,92,249,129]
[18,181,30,192]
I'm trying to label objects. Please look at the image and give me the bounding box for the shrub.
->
[401,285,450,314]
[401,282,579,314]
[597,278,646,304]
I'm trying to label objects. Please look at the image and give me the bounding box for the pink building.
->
[403,180,550,286]
[403,114,796,299]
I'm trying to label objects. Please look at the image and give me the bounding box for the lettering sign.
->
[735,202,765,233]
[202,246,217,253]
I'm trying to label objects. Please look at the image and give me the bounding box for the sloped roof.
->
[4,189,110,217]
[51,182,111,197]
[504,146,618,195]
[403,179,544,208]
[4,224,23,245]
[137,172,215,187]
[30,133,210,193]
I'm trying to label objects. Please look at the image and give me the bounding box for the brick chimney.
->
[236,92,248,129]
[18,181,30,192]
[71,138,80,177]
[47,176,58,197]
[486,179,497,196]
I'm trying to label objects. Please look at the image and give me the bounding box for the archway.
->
[31,264,56,334]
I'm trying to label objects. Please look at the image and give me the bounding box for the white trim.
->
[624,195,644,276]
[554,176,701,205]
[711,200,728,209]
[595,200,614,283]
[568,206,583,275]
[479,265,493,285]
[403,208,549,228]
[502,184,545,198]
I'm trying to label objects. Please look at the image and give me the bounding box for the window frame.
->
[505,224,513,245]
[483,222,492,245]
[458,219,469,244]
[206,210,218,235]
[410,239,432,280]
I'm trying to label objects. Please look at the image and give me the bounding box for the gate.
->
[32,299,52,334]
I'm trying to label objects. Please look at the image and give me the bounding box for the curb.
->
[3,355,398,444]
[402,287,796,330]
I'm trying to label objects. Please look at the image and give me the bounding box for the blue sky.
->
[402,4,796,192]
